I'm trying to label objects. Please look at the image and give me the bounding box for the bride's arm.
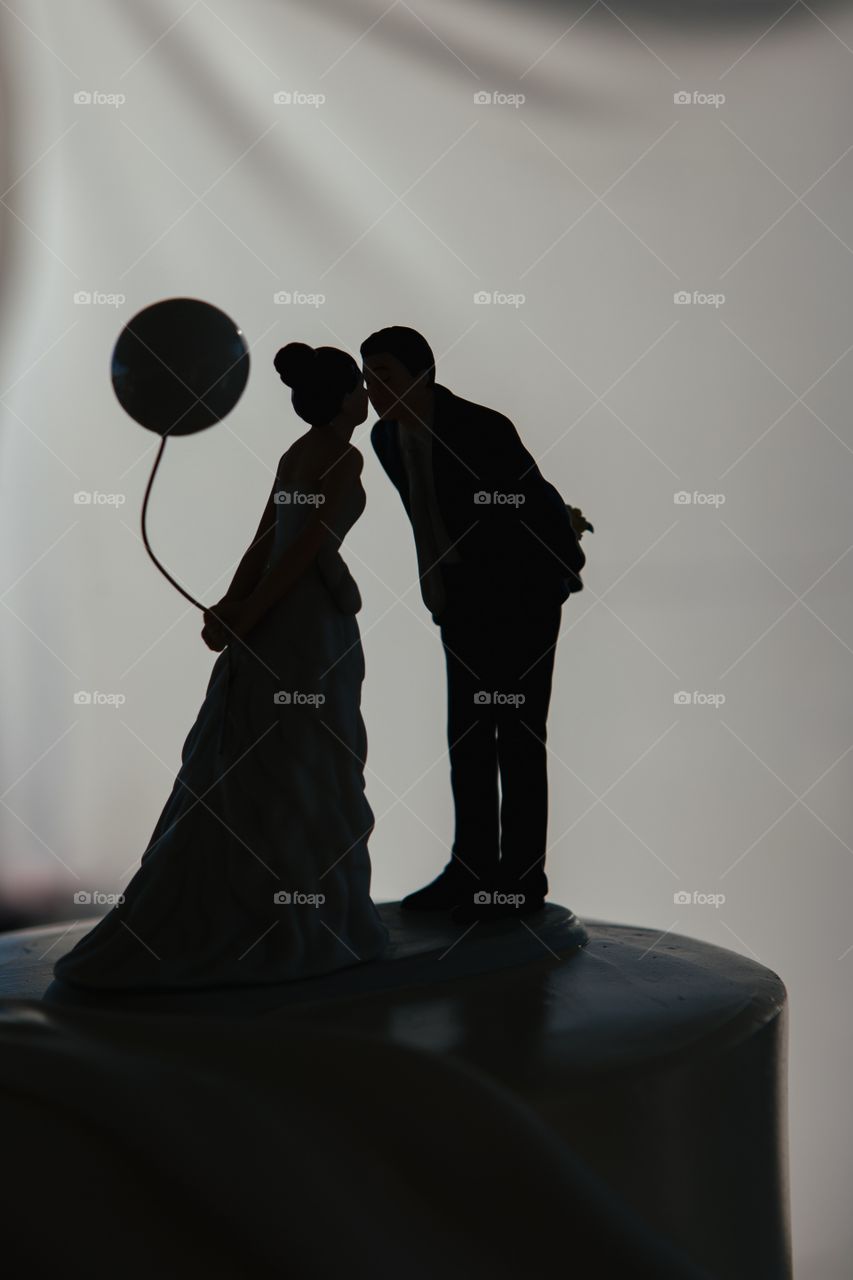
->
[213,463,282,608]
[235,448,361,637]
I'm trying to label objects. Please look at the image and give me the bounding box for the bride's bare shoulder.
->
[331,444,363,486]
[341,442,363,470]
[314,437,363,473]
[277,435,308,474]
[277,436,361,493]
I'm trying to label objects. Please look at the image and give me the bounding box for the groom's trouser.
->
[439,598,562,902]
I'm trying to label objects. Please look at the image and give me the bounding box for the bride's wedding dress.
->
[54,450,389,991]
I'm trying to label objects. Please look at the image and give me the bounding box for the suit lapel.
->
[430,384,452,507]
[378,385,455,526]
[385,418,411,512]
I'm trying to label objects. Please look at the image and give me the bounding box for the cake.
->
[0,903,789,1278]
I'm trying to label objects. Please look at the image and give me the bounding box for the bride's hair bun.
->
[274,342,316,388]
[275,342,361,426]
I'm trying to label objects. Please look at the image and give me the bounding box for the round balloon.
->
[111,297,250,435]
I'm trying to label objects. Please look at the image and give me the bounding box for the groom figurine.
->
[361,326,587,924]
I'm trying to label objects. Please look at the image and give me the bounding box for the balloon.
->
[111,297,249,436]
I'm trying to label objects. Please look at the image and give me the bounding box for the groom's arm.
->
[478,411,585,578]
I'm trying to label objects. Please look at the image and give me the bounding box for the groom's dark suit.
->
[371,382,585,904]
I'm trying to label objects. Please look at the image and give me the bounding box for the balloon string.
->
[141,435,206,612]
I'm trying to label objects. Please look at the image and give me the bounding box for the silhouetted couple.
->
[53,327,587,993]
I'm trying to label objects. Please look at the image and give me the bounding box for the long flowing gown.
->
[53,450,389,991]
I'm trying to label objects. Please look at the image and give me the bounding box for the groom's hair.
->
[360,327,435,388]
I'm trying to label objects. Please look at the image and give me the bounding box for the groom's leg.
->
[494,604,561,903]
[440,615,500,887]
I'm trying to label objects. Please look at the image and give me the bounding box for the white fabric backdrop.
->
[0,2,851,1272]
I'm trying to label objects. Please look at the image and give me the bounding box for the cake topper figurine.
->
[362,326,590,925]
[53,318,590,993]
[54,323,389,991]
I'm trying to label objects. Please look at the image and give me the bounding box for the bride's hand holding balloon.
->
[201,597,247,651]
[201,615,228,651]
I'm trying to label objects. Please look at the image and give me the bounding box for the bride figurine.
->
[54,342,389,992]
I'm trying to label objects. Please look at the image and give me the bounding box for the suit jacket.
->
[371,383,585,621]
